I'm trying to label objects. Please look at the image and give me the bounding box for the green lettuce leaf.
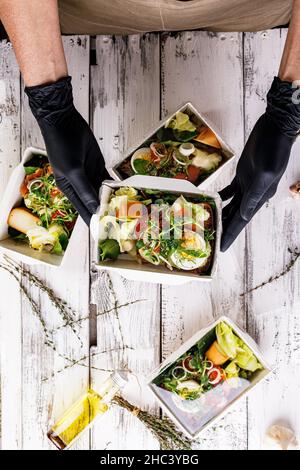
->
[24,166,39,175]
[224,361,240,378]
[167,112,197,132]
[216,321,238,358]
[235,339,262,372]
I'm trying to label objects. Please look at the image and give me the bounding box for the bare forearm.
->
[279,0,300,81]
[0,0,67,86]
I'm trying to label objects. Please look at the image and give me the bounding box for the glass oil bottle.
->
[47,372,127,450]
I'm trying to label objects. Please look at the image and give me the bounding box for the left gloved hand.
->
[25,76,110,225]
[220,76,300,251]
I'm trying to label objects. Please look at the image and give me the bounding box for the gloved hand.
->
[25,76,110,225]
[220,76,300,251]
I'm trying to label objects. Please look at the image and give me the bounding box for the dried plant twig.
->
[0,263,56,351]
[113,395,192,450]
[241,248,300,296]
[2,255,83,345]
[52,298,149,333]
[42,347,133,382]
[1,257,189,451]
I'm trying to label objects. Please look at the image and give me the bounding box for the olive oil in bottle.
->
[47,372,127,450]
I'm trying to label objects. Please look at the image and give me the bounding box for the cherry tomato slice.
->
[182,355,197,372]
[174,173,188,180]
[50,188,61,198]
[187,165,201,183]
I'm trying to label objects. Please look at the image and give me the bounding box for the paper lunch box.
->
[147,315,272,439]
[110,102,235,190]
[0,147,83,268]
[90,175,222,285]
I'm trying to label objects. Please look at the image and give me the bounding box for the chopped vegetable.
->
[132,158,150,175]
[224,361,240,378]
[216,321,238,359]
[118,111,224,184]
[172,367,187,381]
[131,147,152,174]
[27,224,68,254]
[234,339,263,372]
[98,187,215,275]
[98,239,120,261]
[173,129,198,142]
[191,149,222,171]
[166,112,197,132]
[176,380,202,399]
[207,367,223,385]
[153,320,263,408]
[182,355,198,373]
[8,155,77,254]
[187,165,201,183]
[115,187,138,198]
[205,341,229,365]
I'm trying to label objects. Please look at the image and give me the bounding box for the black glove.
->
[220,76,300,252]
[25,76,110,225]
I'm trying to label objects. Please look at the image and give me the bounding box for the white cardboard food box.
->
[110,102,235,190]
[147,315,272,439]
[90,175,222,285]
[0,147,84,268]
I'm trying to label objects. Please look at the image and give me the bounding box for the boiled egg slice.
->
[169,230,211,270]
[131,147,152,173]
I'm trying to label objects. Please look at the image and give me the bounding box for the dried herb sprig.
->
[1,257,191,450]
[2,255,82,345]
[113,395,192,450]
[241,247,300,296]
[0,262,56,351]
[42,347,133,382]
[106,275,126,349]
[52,298,148,333]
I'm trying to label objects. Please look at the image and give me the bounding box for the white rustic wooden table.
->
[0,29,300,450]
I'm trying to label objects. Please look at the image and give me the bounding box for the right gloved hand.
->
[25,76,110,225]
[220,76,300,251]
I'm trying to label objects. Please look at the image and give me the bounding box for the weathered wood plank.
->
[160,31,247,449]
[16,36,90,450]
[244,29,300,449]
[0,40,22,449]
[90,34,161,450]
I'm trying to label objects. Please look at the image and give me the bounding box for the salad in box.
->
[91,176,221,283]
[0,147,82,267]
[111,103,235,188]
[148,316,271,439]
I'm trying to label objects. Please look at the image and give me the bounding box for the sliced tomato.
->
[187,165,201,183]
[150,142,167,164]
[174,173,187,180]
[52,210,66,220]
[20,168,44,197]
[26,168,44,181]
[208,366,226,386]
[218,366,226,381]
[65,220,76,231]
[50,188,61,198]
[182,355,197,372]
